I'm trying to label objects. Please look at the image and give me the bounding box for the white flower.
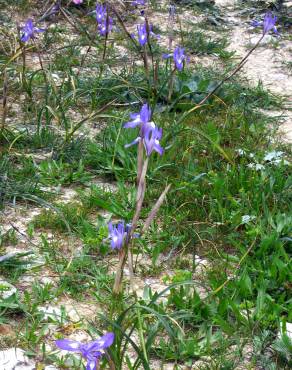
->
[263,151,284,162]
[51,73,61,83]
[255,163,265,170]
[241,215,256,224]
[247,163,265,171]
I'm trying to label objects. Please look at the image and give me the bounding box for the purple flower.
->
[137,23,148,46]
[173,47,187,71]
[251,12,278,35]
[98,17,113,36]
[96,4,107,24]
[132,0,145,5]
[263,12,278,34]
[123,103,152,134]
[20,19,45,43]
[144,125,164,156]
[52,4,60,14]
[124,125,164,156]
[108,221,128,250]
[169,4,176,17]
[73,0,83,4]
[149,24,160,40]
[95,4,112,36]
[124,103,164,156]
[163,46,187,71]
[133,23,160,46]
[55,332,114,370]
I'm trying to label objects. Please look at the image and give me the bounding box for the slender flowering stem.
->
[37,2,60,23]
[143,44,149,79]
[175,32,266,124]
[128,246,134,283]
[18,30,29,97]
[113,158,149,294]
[153,60,159,93]
[102,10,110,61]
[163,47,188,101]
[1,70,8,131]
[113,100,168,293]
[108,4,150,82]
[113,247,127,294]
[33,40,47,80]
[133,157,149,226]
[184,13,278,111]
[168,4,176,49]
[145,17,154,72]
[109,3,142,55]
[168,69,175,102]
[137,139,144,185]
[77,42,93,77]
[196,34,265,108]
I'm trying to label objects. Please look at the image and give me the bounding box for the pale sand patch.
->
[216,0,292,142]
[0,348,58,370]
[215,0,234,6]
[38,297,101,323]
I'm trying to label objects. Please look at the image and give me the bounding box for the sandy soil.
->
[216,0,292,142]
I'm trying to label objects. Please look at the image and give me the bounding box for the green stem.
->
[137,308,148,363]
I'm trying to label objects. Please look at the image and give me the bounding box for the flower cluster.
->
[55,332,114,370]
[124,103,164,157]
[96,3,113,36]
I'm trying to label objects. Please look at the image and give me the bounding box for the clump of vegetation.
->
[0,1,291,369]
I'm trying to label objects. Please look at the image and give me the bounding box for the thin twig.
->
[60,6,96,44]
[196,35,265,107]
[109,4,141,55]
[212,237,258,295]
[177,34,266,125]
[61,98,117,146]
[142,184,171,234]
[8,222,39,248]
